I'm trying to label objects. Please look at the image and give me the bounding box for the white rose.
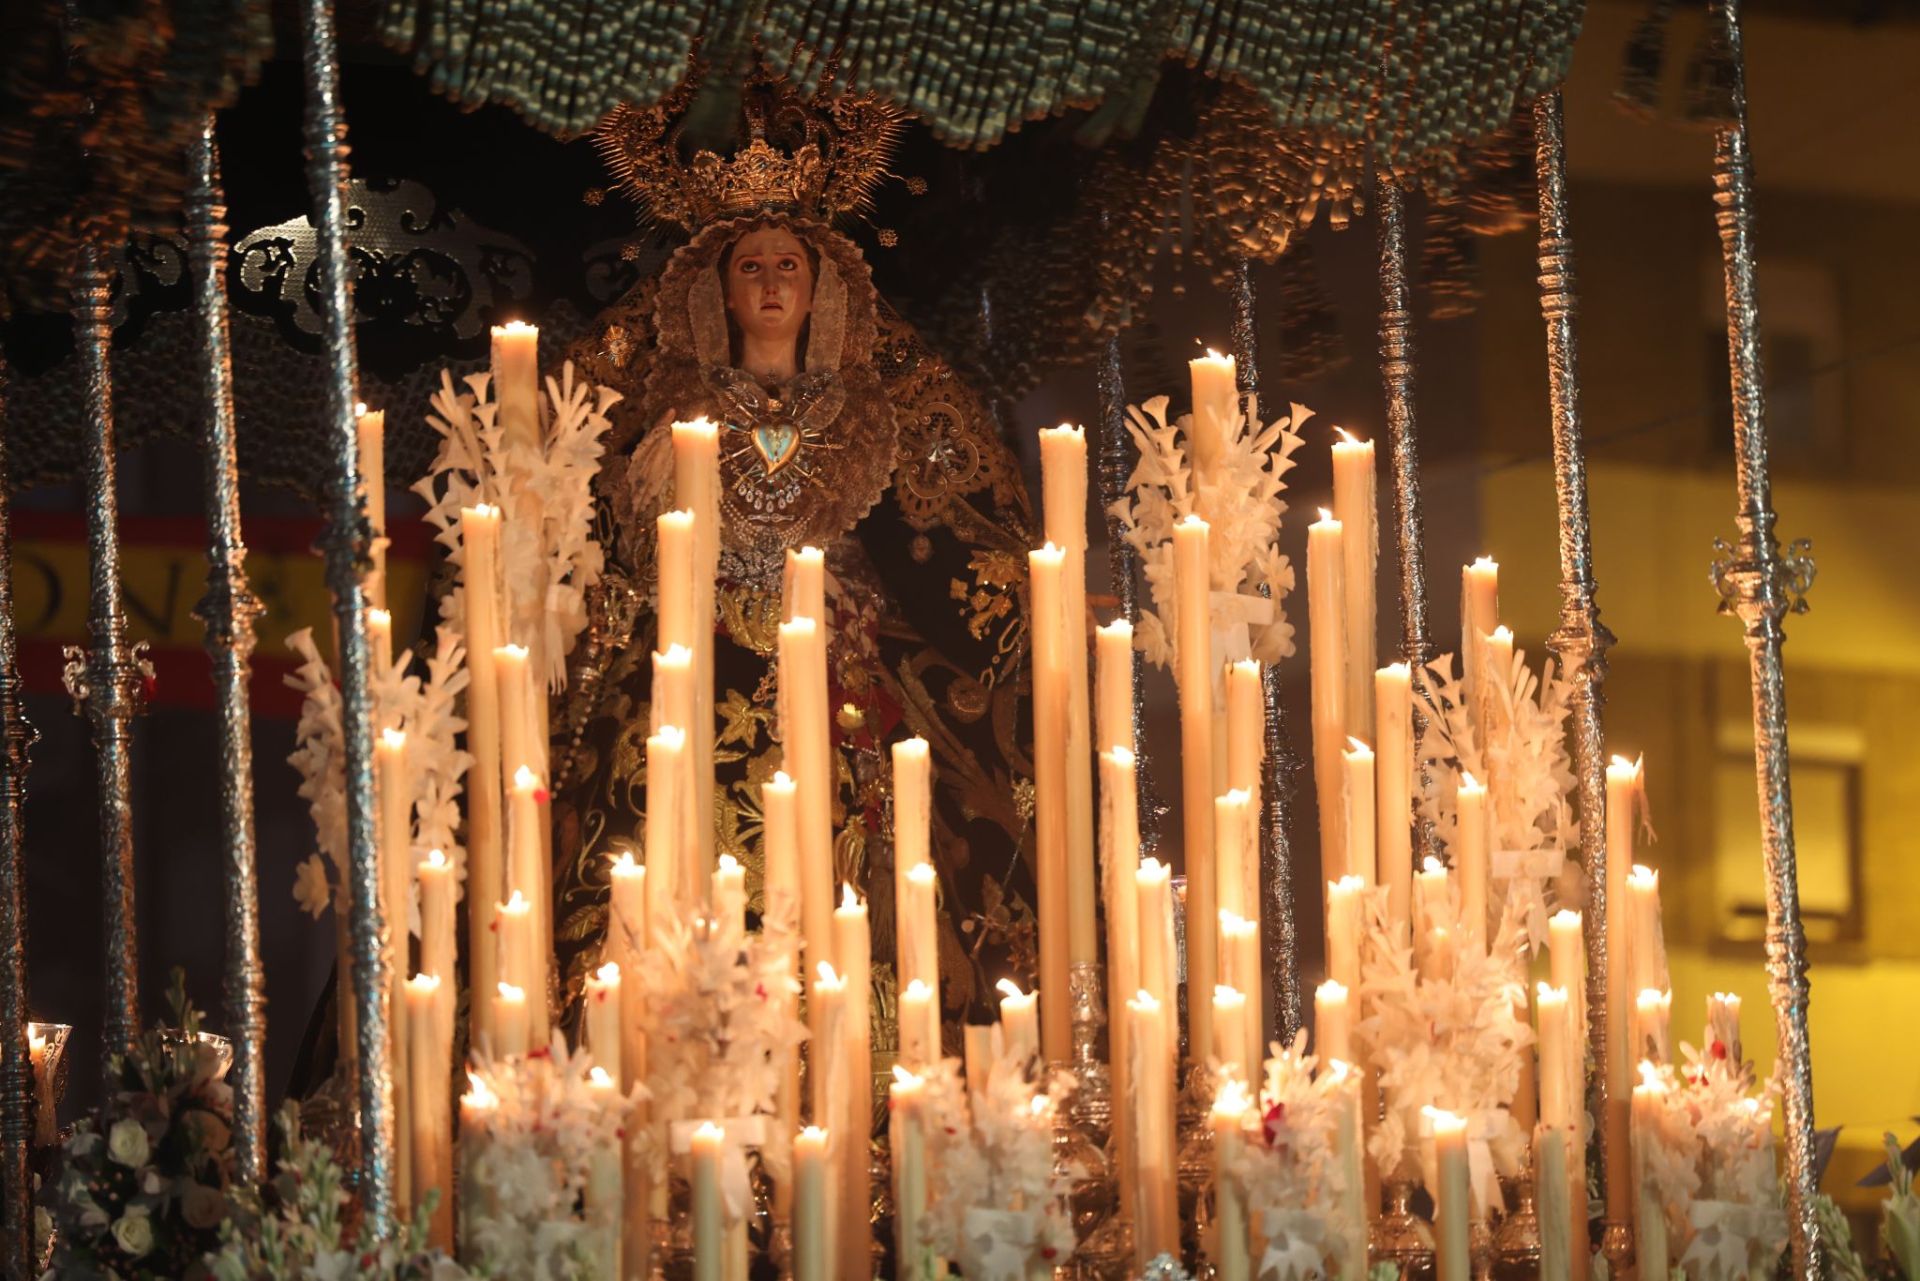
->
[106,1118,149,1168]
[111,1207,154,1258]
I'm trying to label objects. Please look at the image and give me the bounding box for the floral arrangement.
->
[1413,645,1579,945]
[210,1102,473,1281]
[414,365,616,691]
[459,1036,636,1280]
[630,907,807,1187]
[286,624,471,927]
[1110,393,1310,669]
[1216,1031,1353,1281]
[1881,1132,1920,1281]
[1634,1031,1787,1280]
[39,975,236,1281]
[918,1040,1076,1280]
[1356,885,1533,1202]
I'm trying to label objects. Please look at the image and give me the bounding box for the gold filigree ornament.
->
[595,64,905,231]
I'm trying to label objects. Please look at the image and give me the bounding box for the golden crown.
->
[596,67,904,230]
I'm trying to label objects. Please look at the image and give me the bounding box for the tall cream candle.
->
[1214,788,1254,921]
[495,891,534,1003]
[1172,514,1218,1063]
[899,863,939,1054]
[1038,426,1096,975]
[584,962,622,1080]
[760,774,800,1226]
[356,405,388,610]
[1535,1124,1574,1281]
[889,1067,929,1280]
[898,979,936,1069]
[459,504,506,1048]
[493,982,529,1059]
[1456,771,1490,951]
[1218,911,1262,1075]
[644,728,685,941]
[793,1126,831,1281]
[1136,858,1178,1044]
[712,854,746,934]
[777,616,834,974]
[1095,618,1136,756]
[490,321,541,451]
[1537,983,1574,1130]
[1548,910,1586,1051]
[1634,988,1672,1066]
[1331,430,1377,736]
[1188,350,1238,487]
[1627,864,1669,998]
[1309,511,1349,886]
[378,728,412,1212]
[807,964,846,1277]
[655,509,697,659]
[1028,544,1074,1063]
[406,973,452,1249]
[1632,1065,1670,1281]
[506,765,549,1044]
[1343,737,1376,886]
[1429,1107,1472,1281]
[606,851,652,1277]
[1225,657,1264,829]
[1708,991,1743,1061]
[1604,755,1642,1233]
[671,418,720,886]
[1461,557,1499,719]
[892,737,931,879]
[783,545,825,625]
[1327,1059,1369,1281]
[1210,1078,1253,1281]
[1375,663,1414,941]
[996,978,1040,1064]
[1101,747,1142,1227]
[583,1067,624,1281]
[1325,875,1364,994]
[1212,985,1252,1087]
[1315,979,1352,1065]
[691,1121,725,1281]
[417,849,455,1010]
[831,888,872,1281]
[1129,989,1178,1266]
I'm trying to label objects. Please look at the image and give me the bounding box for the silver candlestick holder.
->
[1372,1173,1436,1281]
[1492,1168,1542,1279]
[1060,963,1116,1238]
[1174,1062,1216,1259]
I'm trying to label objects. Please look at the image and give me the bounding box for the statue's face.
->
[724,227,815,352]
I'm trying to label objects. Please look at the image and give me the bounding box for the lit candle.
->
[889,1067,929,1280]
[1461,557,1499,719]
[1708,991,1742,1062]
[783,546,826,626]
[1481,624,1516,752]
[759,775,800,1227]
[1309,510,1349,885]
[962,1023,993,1100]
[1210,1078,1253,1281]
[493,982,529,1059]
[712,854,746,935]
[1456,770,1489,951]
[1632,1063,1670,1281]
[831,889,872,1281]
[1604,754,1642,1232]
[644,727,686,942]
[416,849,455,1008]
[1375,662,1414,940]
[1548,910,1586,1049]
[691,1121,725,1281]
[1173,513,1219,1063]
[1315,979,1352,1065]
[606,851,652,1273]
[777,616,834,974]
[1029,544,1075,1064]
[1136,858,1178,1046]
[898,863,939,1056]
[1325,874,1365,994]
[1095,619,1136,757]
[672,418,720,887]
[997,978,1040,1064]
[1101,747,1142,1227]
[1415,856,1451,950]
[458,1072,497,1258]
[1217,911,1261,1077]
[584,962,622,1081]
[28,1026,58,1146]
[380,747,411,1213]
[1634,988,1671,1066]
[1343,737,1376,886]
[1428,1107,1471,1281]
[892,737,931,888]
[1331,430,1377,736]
[1211,985,1250,1086]
[1535,1123,1574,1281]
[1188,349,1238,485]
[506,766,549,1044]
[459,504,506,1048]
[1422,925,1457,983]
[1214,787,1254,923]
[1536,984,1575,1131]
[1225,657,1264,816]
[495,892,534,1007]
[793,1126,831,1281]
[490,321,541,450]
[808,963,847,1129]
[356,404,388,609]
[406,973,452,1249]
[582,1067,624,1280]
[1129,989,1178,1265]
[898,979,937,1069]
[1326,1059,1369,1281]
[1038,426,1096,978]
[1627,864,1669,998]
[656,509,697,658]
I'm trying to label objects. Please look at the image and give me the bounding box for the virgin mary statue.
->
[547,72,1038,1033]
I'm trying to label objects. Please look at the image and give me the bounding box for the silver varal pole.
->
[187,115,269,1186]
[298,0,391,1229]
[66,243,150,1069]
[0,362,41,1281]
[1228,258,1302,1044]
[1532,88,1625,1262]
[1706,1,1820,1272]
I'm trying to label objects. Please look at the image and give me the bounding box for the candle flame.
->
[30,1028,45,1052]
[1381,660,1411,677]
[800,1125,827,1142]
[407,972,442,993]
[1097,617,1133,637]
[367,607,390,627]
[902,978,931,999]
[1609,753,1642,774]
[464,1072,497,1108]
[1334,425,1363,445]
[891,1064,923,1087]
[467,502,500,520]
[1712,991,1742,1008]
[1317,507,1334,524]
[1177,513,1207,529]
[694,1120,726,1142]
[995,978,1031,1002]
[1196,346,1230,363]
[503,890,528,912]
[651,725,686,750]
[609,849,640,874]
[1550,908,1581,927]
[383,727,406,750]
[1537,981,1567,1003]
[1333,874,1365,894]
[498,642,528,660]
[1471,555,1498,571]
[769,770,793,789]
[1214,1078,1252,1114]
[1317,978,1348,1001]
[795,545,823,563]
[355,401,369,416]
[815,961,843,987]
[1213,984,1245,1005]
[595,961,621,985]
[496,981,525,1000]
[1345,736,1372,755]
[1459,770,1481,790]
[1103,745,1136,768]
[1421,856,1447,876]
[1325,1058,1354,1085]
[839,883,861,911]
[1128,989,1160,1011]
[660,508,693,526]
[1490,624,1513,643]
[1029,1094,1052,1117]
[1637,1060,1666,1091]
[907,862,936,887]
[1629,863,1656,884]
[658,642,692,664]
[424,848,448,870]
[495,319,535,333]
[513,764,540,790]
[1421,1105,1466,1133]
[1138,856,1168,879]
[588,1066,614,1088]
[1218,908,1250,932]
[717,853,741,875]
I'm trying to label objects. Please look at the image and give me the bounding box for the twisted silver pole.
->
[1532,90,1622,1260]
[1375,181,1434,868]
[1229,259,1302,1043]
[1705,3,1819,1272]
[68,244,148,1068]
[298,0,391,1228]
[0,363,41,1281]
[187,116,269,1186]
